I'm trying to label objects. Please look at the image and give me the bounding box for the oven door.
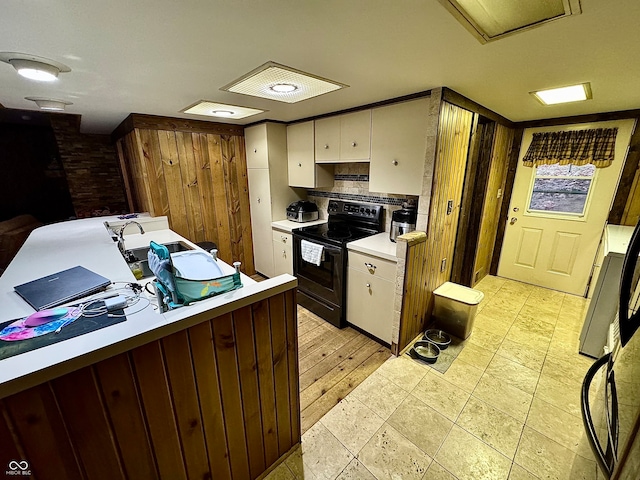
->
[293,234,345,327]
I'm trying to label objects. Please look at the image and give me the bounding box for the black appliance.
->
[286,200,319,223]
[293,200,383,328]
[581,220,640,478]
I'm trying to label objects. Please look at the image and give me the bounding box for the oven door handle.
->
[581,352,616,478]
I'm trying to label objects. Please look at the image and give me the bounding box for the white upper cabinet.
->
[315,116,341,162]
[314,110,371,163]
[369,98,429,196]
[340,110,371,161]
[245,123,268,169]
[287,121,334,188]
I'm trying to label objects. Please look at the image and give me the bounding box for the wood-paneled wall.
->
[472,123,515,285]
[116,122,254,274]
[0,289,299,480]
[395,103,474,352]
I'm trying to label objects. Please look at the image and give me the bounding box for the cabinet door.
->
[369,98,429,195]
[272,230,293,275]
[248,169,275,277]
[315,116,341,163]
[287,122,316,188]
[272,233,293,276]
[340,110,371,161]
[347,267,393,343]
[244,124,268,169]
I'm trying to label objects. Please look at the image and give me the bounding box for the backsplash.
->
[307,163,418,231]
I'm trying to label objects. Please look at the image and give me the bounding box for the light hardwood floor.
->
[249,274,392,433]
[296,306,391,433]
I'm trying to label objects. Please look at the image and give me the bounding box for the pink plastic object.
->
[23,308,69,327]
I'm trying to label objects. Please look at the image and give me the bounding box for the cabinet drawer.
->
[272,230,293,245]
[348,250,396,281]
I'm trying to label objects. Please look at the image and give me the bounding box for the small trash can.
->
[433,282,484,339]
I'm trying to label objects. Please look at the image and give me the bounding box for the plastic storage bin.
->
[433,282,484,339]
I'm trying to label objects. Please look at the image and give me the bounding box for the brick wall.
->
[49,115,129,218]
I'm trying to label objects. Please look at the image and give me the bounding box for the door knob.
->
[324,144,329,149]
[513,207,519,212]
[257,197,261,203]
[366,283,371,288]
[351,142,357,147]
[391,160,398,166]
[298,163,302,167]
[510,217,517,225]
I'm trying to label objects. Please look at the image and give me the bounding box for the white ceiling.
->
[1,0,639,134]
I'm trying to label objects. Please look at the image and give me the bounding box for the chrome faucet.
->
[117,221,145,256]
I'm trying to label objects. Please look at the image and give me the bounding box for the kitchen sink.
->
[124,241,193,279]
[125,241,193,261]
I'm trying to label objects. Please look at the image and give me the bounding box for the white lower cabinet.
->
[272,229,293,276]
[347,250,396,344]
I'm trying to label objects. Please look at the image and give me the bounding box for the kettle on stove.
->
[390,200,417,242]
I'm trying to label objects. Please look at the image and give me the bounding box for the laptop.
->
[14,266,111,311]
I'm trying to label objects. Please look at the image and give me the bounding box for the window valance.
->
[523,127,618,168]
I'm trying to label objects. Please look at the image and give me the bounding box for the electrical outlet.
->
[446,200,453,215]
[440,258,447,272]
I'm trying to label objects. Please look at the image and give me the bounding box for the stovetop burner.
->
[294,200,384,247]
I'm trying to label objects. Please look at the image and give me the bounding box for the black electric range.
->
[293,200,384,328]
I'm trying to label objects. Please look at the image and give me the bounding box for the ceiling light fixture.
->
[181,101,265,120]
[0,52,71,81]
[270,83,298,93]
[221,61,348,103]
[25,97,73,111]
[531,83,592,105]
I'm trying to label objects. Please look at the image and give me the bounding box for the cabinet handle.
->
[281,236,287,243]
[282,250,286,257]
[298,163,302,167]
[392,160,398,166]
[365,262,376,271]
[324,144,329,149]
[351,141,357,147]
[257,197,261,203]
[366,283,371,288]
[254,148,257,153]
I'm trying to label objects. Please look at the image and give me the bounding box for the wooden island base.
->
[0,289,299,480]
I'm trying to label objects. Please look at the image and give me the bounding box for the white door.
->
[498,120,635,295]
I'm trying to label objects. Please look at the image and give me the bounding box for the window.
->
[527,163,596,215]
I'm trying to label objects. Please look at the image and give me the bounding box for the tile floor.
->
[266,275,601,480]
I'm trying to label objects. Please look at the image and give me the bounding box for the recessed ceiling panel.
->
[181,101,265,119]
[439,0,581,42]
[221,61,348,103]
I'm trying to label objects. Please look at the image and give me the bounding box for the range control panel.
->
[327,200,382,220]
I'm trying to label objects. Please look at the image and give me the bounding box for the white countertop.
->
[0,215,296,398]
[272,218,327,233]
[605,224,635,256]
[347,232,398,262]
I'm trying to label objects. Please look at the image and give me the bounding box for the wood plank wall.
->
[116,128,255,274]
[396,103,474,352]
[472,123,515,285]
[0,290,299,480]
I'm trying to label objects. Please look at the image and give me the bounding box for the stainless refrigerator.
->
[581,220,640,479]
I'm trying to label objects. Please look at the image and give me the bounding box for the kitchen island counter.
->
[0,216,300,480]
